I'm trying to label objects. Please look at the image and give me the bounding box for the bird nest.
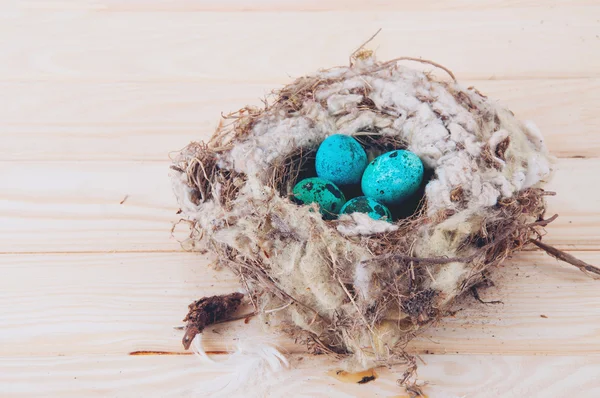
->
[170,52,598,386]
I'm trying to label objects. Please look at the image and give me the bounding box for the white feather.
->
[191,334,290,397]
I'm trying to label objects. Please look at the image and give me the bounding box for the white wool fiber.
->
[171,54,554,369]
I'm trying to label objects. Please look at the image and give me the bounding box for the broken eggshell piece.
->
[340,196,392,222]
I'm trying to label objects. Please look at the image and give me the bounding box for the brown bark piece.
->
[182,292,244,349]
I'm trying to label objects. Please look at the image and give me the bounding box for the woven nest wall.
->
[170,53,566,373]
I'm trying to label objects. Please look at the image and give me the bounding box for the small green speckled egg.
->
[361,150,424,205]
[292,177,346,219]
[340,196,392,222]
[316,134,368,185]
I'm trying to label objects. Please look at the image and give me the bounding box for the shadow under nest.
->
[170,55,599,393]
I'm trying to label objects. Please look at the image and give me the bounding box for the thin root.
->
[531,239,600,279]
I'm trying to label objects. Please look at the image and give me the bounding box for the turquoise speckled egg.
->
[361,150,424,205]
[316,134,368,185]
[340,196,392,222]
[292,177,346,220]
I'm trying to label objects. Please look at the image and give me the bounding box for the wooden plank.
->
[0,81,274,162]
[1,354,599,397]
[1,2,597,397]
[409,250,600,355]
[1,79,598,161]
[0,161,182,253]
[0,158,597,253]
[18,0,599,12]
[473,79,600,159]
[1,9,599,81]
[1,251,599,357]
[545,158,600,249]
[0,252,268,356]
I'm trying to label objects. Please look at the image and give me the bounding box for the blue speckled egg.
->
[340,196,392,222]
[361,150,424,205]
[292,177,346,220]
[316,134,368,186]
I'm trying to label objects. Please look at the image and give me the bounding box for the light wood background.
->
[1,1,599,397]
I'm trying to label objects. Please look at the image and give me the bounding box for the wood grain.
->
[1,158,598,253]
[1,9,599,81]
[1,251,598,357]
[0,161,180,253]
[1,79,599,161]
[1,354,599,397]
[2,2,599,396]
